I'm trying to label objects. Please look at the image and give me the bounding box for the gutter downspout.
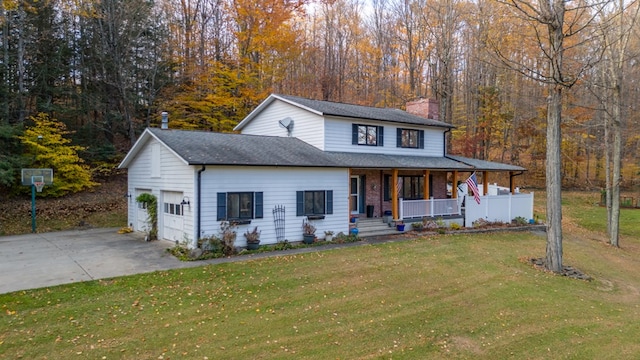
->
[443,128,451,156]
[197,165,206,244]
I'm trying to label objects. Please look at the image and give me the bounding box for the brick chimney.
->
[406,98,439,120]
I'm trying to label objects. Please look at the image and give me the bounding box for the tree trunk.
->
[545,84,563,273]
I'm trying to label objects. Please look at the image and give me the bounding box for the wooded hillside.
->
[1,0,639,192]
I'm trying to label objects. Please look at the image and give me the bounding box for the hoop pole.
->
[31,184,37,233]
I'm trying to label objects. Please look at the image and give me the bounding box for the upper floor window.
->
[352,124,384,147]
[217,192,263,221]
[396,128,424,149]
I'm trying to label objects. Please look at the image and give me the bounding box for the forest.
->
[1,0,639,195]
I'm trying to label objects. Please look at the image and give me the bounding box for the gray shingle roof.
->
[275,94,455,128]
[141,128,523,172]
[148,128,342,167]
[445,155,526,171]
[324,152,474,170]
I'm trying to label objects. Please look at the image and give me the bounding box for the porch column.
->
[348,168,352,221]
[452,171,458,198]
[483,171,488,196]
[509,171,515,194]
[392,168,399,220]
[423,170,430,199]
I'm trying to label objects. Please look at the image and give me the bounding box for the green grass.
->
[2,192,640,359]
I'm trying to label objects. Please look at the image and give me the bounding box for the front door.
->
[350,176,360,214]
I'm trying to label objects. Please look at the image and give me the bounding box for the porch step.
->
[352,217,406,238]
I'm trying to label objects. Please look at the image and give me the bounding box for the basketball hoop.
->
[34,182,45,193]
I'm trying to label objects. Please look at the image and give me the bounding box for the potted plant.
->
[396,221,405,231]
[244,226,261,250]
[302,219,316,244]
[324,230,334,241]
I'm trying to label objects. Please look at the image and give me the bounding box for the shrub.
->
[219,221,237,256]
[450,222,462,230]
[423,220,439,230]
[136,193,158,240]
[512,216,528,225]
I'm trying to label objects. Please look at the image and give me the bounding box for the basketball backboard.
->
[21,168,54,186]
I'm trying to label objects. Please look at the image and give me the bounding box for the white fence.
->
[399,198,461,219]
[398,192,534,226]
[464,192,534,226]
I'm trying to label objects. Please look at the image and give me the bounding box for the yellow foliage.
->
[18,113,98,197]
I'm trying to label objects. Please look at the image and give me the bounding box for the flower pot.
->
[325,235,333,242]
[350,228,359,236]
[396,224,405,231]
[302,234,315,244]
[246,241,260,250]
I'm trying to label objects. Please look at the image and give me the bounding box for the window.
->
[396,128,424,149]
[352,124,384,146]
[164,202,182,216]
[217,192,263,221]
[384,175,431,201]
[297,190,333,217]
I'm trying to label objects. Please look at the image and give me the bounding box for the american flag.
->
[466,172,481,204]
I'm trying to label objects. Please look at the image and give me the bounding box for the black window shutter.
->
[326,190,333,214]
[217,193,227,221]
[419,130,424,149]
[352,124,358,144]
[296,191,304,216]
[378,126,384,146]
[254,192,263,218]
[396,128,402,147]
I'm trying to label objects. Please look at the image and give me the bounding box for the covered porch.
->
[348,163,531,227]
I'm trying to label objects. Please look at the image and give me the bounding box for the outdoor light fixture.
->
[181,196,191,209]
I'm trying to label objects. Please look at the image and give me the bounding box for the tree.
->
[19,113,97,197]
[597,0,640,247]
[493,0,602,272]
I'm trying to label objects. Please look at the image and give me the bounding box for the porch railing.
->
[399,198,461,219]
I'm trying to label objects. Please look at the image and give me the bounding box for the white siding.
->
[324,117,445,156]
[126,137,196,243]
[240,100,326,149]
[199,166,349,246]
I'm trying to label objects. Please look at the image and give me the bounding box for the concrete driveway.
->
[0,228,199,294]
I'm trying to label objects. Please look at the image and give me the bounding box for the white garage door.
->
[135,189,152,232]
[162,191,184,242]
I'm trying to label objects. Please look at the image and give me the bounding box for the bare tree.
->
[598,0,640,247]
[492,0,603,272]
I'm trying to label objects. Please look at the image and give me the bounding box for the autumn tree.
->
[19,113,96,197]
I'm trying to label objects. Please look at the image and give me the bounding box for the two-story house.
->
[119,94,530,248]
